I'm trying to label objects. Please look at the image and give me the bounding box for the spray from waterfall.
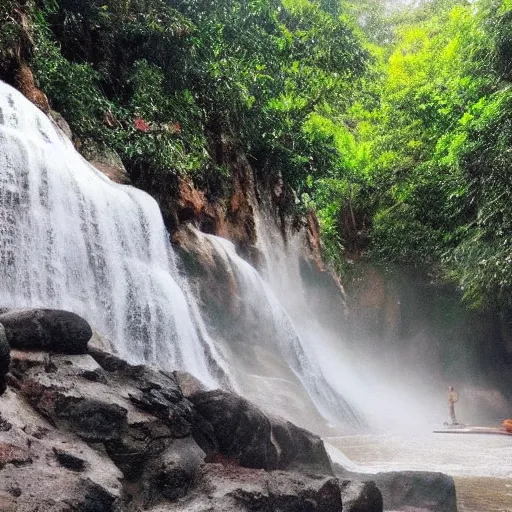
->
[252,210,446,431]
[200,231,362,427]
[0,81,231,389]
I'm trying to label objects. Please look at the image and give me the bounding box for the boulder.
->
[0,309,92,354]
[340,480,383,512]
[271,416,333,474]
[372,471,457,512]
[189,389,332,474]
[190,389,279,469]
[141,437,205,506]
[170,464,343,512]
[0,324,10,395]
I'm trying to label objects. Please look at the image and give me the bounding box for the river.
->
[328,433,512,511]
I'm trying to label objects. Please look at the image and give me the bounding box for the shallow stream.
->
[328,433,512,511]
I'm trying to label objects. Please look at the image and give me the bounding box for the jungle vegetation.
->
[0,0,511,311]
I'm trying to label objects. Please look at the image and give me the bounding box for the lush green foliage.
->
[20,0,369,192]
[0,0,27,74]
[311,0,512,309]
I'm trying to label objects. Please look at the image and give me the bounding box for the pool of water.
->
[327,433,512,512]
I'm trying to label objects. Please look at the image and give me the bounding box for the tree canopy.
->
[310,0,512,310]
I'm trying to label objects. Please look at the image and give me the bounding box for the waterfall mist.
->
[196,230,362,428]
[252,211,450,432]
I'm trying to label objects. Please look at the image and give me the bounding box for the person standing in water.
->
[448,386,458,425]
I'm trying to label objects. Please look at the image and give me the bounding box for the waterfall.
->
[254,212,449,431]
[0,81,230,388]
[2,80,426,432]
[191,229,363,427]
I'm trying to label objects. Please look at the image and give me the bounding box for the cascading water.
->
[252,210,446,432]
[198,231,362,427]
[0,81,230,388]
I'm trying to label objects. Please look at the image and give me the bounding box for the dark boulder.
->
[142,437,205,506]
[340,480,383,512]
[190,389,277,469]
[0,309,92,354]
[0,324,10,395]
[189,389,332,474]
[271,416,333,474]
[372,471,457,512]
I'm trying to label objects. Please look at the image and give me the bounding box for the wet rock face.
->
[189,389,333,474]
[0,309,92,354]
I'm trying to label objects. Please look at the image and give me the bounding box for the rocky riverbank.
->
[0,308,456,511]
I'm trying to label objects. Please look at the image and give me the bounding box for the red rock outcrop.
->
[16,62,50,113]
